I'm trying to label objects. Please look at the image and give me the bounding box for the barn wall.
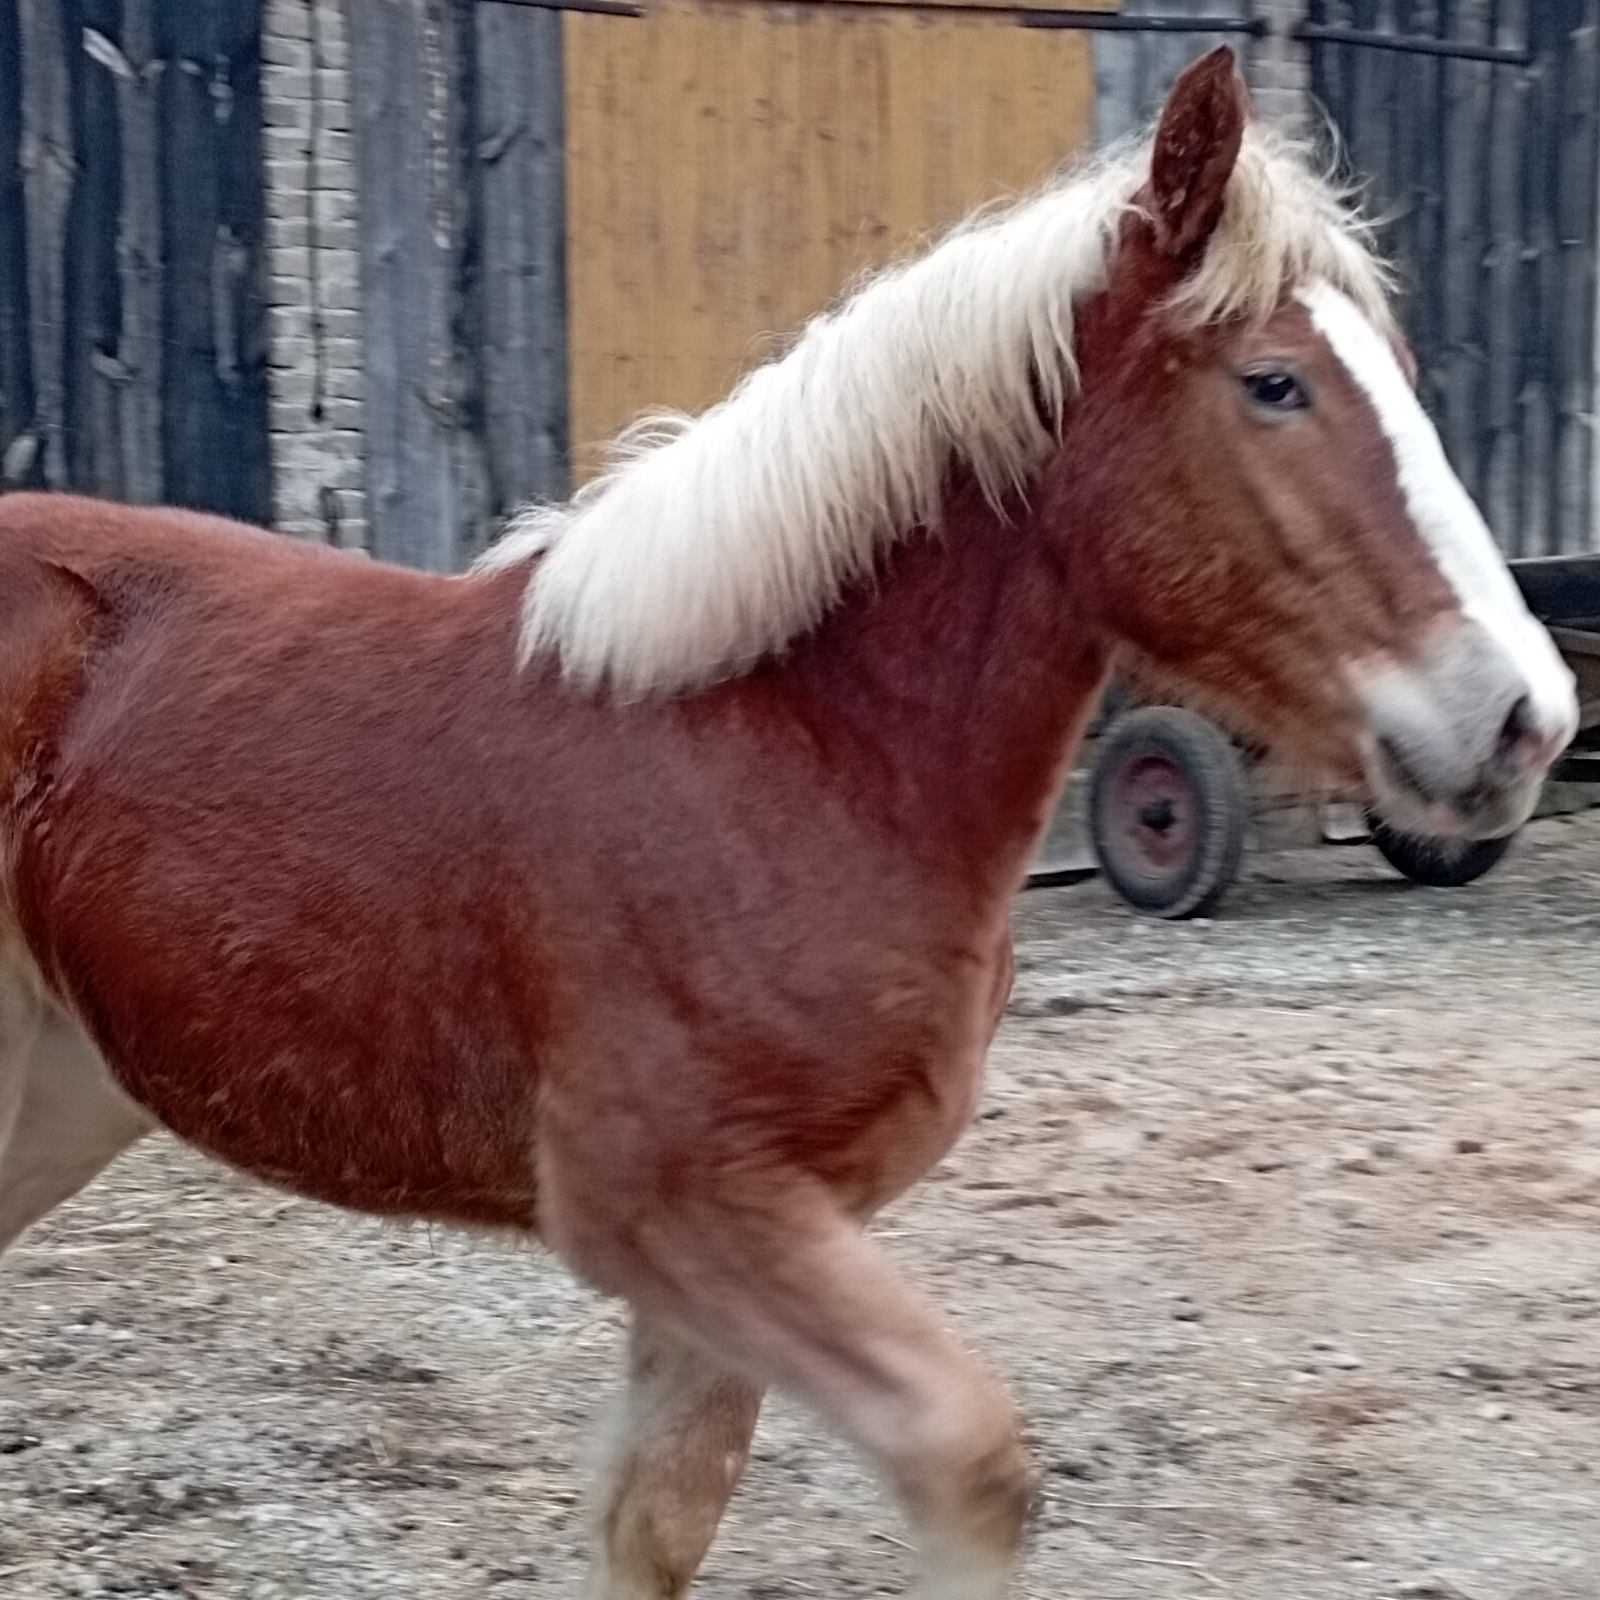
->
[342,0,566,572]
[1307,0,1599,557]
[20,5,1590,565]
[304,5,1600,568]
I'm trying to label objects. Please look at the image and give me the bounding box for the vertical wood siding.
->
[1308,0,1600,556]
[0,0,270,520]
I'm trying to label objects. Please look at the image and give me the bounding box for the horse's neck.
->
[777,484,1109,894]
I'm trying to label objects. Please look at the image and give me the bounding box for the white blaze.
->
[1298,281,1578,750]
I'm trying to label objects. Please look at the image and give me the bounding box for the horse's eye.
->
[1242,369,1308,411]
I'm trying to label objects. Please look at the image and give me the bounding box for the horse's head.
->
[1058,47,1577,841]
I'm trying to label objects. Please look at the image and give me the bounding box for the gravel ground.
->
[4,810,1600,1600]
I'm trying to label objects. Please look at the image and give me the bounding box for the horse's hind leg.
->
[585,1314,764,1599]
[573,1194,1032,1600]
[0,989,155,1257]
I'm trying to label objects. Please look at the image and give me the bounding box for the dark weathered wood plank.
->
[0,0,40,487]
[156,0,271,521]
[1576,2,1599,545]
[1479,0,1521,541]
[62,0,129,497]
[1416,0,1450,438]
[1307,0,1597,555]
[116,0,165,503]
[1437,0,1490,485]
[444,0,492,564]
[1549,0,1597,551]
[350,0,455,569]
[1307,0,1334,138]
[19,0,73,488]
[476,0,569,543]
[1514,0,1552,552]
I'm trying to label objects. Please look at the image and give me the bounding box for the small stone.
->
[1330,1350,1365,1371]
[1455,1137,1485,1155]
[1325,1195,1372,1227]
[1479,1402,1512,1422]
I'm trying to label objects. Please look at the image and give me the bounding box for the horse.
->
[0,45,1577,1599]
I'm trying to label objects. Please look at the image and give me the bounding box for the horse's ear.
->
[1149,45,1249,259]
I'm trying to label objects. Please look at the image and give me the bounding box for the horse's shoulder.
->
[0,530,104,807]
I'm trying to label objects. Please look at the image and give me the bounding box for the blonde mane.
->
[475,123,1395,698]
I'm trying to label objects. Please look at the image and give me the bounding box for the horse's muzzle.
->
[1356,616,1578,840]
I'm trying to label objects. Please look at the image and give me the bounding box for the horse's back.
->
[0,488,351,567]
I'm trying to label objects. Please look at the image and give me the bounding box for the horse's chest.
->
[821,933,1015,1215]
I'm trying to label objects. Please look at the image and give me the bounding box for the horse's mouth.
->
[1367,733,1529,843]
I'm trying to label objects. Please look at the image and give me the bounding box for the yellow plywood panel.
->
[729,0,1118,9]
[564,0,1100,479]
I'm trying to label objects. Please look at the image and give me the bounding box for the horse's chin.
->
[1361,757,1541,844]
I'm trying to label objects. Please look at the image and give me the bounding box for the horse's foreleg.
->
[584,1313,763,1600]
[0,1003,154,1256]
[580,1194,1033,1600]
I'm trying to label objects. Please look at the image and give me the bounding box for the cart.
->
[1079,554,1600,919]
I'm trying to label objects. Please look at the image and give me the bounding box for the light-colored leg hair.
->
[0,987,155,1257]
[586,1195,1033,1600]
[585,1314,764,1600]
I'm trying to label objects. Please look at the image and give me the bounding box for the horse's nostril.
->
[1376,733,1437,805]
[1497,693,1534,756]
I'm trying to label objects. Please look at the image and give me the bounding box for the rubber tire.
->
[1089,706,1248,919]
[1364,811,1517,888]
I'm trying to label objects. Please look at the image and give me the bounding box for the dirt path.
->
[5,812,1600,1600]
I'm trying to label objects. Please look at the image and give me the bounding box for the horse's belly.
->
[94,1024,542,1233]
[16,823,546,1231]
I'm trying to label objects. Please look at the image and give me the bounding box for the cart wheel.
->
[1089,707,1248,919]
[1363,810,1516,887]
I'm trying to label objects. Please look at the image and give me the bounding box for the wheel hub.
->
[1114,754,1197,874]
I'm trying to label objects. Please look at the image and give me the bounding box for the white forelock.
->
[475,123,1396,699]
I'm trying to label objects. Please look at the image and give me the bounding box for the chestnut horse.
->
[0,49,1577,1599]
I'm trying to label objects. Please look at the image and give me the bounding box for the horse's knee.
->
[888,1379,1035,1573]
[957,1426,1035,1557]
